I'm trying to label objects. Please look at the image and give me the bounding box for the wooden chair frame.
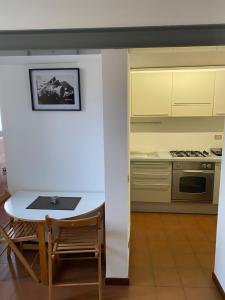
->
[0,191,39,282]
[46,213,102,300]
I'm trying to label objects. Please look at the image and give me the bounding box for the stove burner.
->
[170,150,209,158]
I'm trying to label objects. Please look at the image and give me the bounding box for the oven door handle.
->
[183,170,214,174]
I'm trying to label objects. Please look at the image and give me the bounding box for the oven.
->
[172,161,214,203]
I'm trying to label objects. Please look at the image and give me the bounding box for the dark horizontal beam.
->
[1,24,225,50]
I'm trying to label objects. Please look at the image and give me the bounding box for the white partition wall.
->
[102,49,130,278]
[0,55,105,193]
[214,119,225,289]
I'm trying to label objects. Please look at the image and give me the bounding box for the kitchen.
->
[129,47,225,213]
[128,46,224,294]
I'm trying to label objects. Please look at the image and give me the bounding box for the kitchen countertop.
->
[130,151,222,162]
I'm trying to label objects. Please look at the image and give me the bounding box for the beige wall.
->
[0,0,225,30]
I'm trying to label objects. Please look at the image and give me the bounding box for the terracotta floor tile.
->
[146,230,167,242]
[169,240,193,254]
[178,268,210,287]
[156,287,186,300]
[184,287,222,300]
[185,230,208,242]
[148,240,169,253]
[174,253,200,268]
[129,264,155,286]
[165,230,187,242]
[103,286,129,300]
[151,251,176,269]
[196,253,215,270]
[153,268,181,287]
[190,240,213,254]
[127,286,157,299]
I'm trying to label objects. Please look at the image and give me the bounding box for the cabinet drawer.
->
[132,182,169,190]
[132,172,170,180]
[132,161,171,170]
[131,188,171,203]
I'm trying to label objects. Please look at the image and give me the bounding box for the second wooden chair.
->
[46,212,103,300]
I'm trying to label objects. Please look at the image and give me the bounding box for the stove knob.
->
[202,163,207,169]
[207,164,212,169]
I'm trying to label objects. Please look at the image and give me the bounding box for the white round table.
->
[4,190,105,284]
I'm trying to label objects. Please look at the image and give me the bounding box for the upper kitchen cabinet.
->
[131,70,172,117]
[213,70,225,116]
[171,70,215,117]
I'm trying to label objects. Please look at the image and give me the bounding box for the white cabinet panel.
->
[171,70,215,117]
[171,103,213,117]
[131,70,172,116]
[213,71,225,116]
[172,70,215,105]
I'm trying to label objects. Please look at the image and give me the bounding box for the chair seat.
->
[0,221,38,243]
[53,227,98,254]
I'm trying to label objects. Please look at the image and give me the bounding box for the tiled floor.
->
[0,212,222,299]
[129,212,222,300]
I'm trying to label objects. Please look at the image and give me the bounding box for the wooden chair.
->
[0,191,39,282]
[46,212,103,300]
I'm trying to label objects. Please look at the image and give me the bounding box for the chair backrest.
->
[46,212,102,233]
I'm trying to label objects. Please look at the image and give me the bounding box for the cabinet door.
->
[213,71,225,116]
[172,70,215,105]
[131,71,172,117]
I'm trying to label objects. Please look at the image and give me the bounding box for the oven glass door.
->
[172,170,214,203]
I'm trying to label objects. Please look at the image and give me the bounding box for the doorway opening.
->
[128,46,224,298]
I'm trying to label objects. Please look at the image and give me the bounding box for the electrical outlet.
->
[214,134,222,140]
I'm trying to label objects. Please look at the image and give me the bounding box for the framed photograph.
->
[29,68,81,111]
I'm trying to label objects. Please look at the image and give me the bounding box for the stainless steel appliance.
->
[170,150,209,158]
[172,161,214,203]
[210,148,222,156]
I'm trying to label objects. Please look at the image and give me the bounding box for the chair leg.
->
[48,260,52,300]
[48,238,53,300]
[8,241,39,282]
[7,246,11,257]
[98,251,102,300]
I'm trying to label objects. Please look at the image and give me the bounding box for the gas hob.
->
[170,150,210,158]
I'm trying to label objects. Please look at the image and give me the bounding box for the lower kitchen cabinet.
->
[131,161,172,203]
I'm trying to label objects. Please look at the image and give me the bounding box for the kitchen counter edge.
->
[130,153,222,163]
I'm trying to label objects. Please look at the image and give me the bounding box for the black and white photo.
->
[29,68,81,111]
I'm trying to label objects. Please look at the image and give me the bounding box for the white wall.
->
[130,117,224,151]
[0,0,225,30]
[215,120,225,289]
[102,50,129,278]
[0,55,104,193]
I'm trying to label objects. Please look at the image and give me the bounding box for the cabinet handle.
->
[215,112,225,115]
[173,102,211,105]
